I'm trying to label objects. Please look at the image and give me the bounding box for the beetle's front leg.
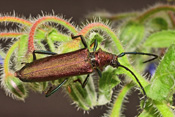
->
[71,34,88,49]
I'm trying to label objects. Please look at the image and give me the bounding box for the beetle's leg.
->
[45,78,68,97]
[71,34,88,48]
[96,68,102,78]
[73,74,90,88]
[33,50,57,61]
[89,39,98,52]
[73,79,83,86]
[93,39,98,52]
[82,74,90,88]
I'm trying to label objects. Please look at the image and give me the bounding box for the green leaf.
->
[145,45,175,101]
[88,32,103,51]
[119,21,145,51]
[35,29,46,40]
[47,29,70,42]
[144,30,175,48]
[98,67,120,105]
[67,76,97,110]
[148,17,168,31]
[47,37,55,52]
[27,82,48,93]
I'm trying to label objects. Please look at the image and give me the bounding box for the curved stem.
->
[153,101,174,117]
[0,32,24,76]
[0,16,32,26]
[110,83,134,117]
[0,32,24,38]
[136,5,175,23]
[27,16,78,53]
[108,12,138,21]
[4,40,19,76]
[80,23,124,56]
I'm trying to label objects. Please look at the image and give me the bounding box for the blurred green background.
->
[0,0,167,117]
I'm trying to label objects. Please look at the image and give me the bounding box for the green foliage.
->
[1,4,175,117]
[98,67,120,105]
[144,30,175,48]
[109,83,134,117]
[139,100,159,117]
[146,45,175,101]
[89,4,175,117]
[47,29,70,42]
[68,76,97,110]
[119,21,145,51]
[148,17,168,31]
[88,32,103,51]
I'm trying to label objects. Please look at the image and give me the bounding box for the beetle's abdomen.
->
[16,49,93,82]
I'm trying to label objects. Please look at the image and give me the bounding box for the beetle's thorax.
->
[90,48,117,70]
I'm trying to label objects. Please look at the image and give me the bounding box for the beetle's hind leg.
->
[45,78,68,97]
[32,50,57,61]
[73,74,90,88]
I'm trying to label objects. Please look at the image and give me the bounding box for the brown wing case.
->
[16,49,93,82]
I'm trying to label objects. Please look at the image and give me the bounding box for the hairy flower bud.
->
[3,75,27,100]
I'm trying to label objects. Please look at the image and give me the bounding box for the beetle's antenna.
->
[118,52,158,63]
[118,64,147,108]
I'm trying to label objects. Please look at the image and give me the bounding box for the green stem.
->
[28,16,78,53]
[0,32,24,75]
[110,83,134,117]
[0,32,24,38]
[154,101,174,117]
[168,11,175,28]
[136,5,175,23]
[4,41,19,76]
[109,12,138,21]
[47,38,55,52]
[80,23,125,56]
[0,16,32,26]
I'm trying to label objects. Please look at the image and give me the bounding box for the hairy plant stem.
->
[108,12,139,21]
[110,83,134,117]
[4,40,19,76]
[136,5,175,23]
[0,16,32,26]
[27,16,78,53]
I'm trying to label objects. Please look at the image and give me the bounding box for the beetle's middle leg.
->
[71,34,88,48]
[32,50,57,61]
[73,74,90,88]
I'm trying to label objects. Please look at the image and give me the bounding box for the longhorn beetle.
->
[15,35,158,106]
